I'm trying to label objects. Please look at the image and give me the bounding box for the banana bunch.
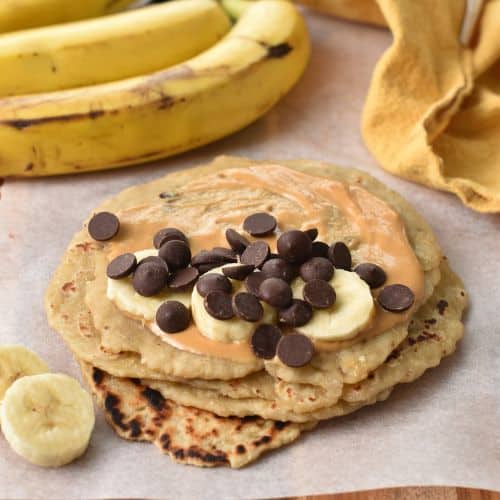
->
[0,0,310,177]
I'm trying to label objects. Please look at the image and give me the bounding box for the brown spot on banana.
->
[3,109,106,130]
[267,43,293,58]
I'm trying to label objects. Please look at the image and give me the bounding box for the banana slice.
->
[0,345,49,402]
[292,269,375,341]
[191,266,276,343]
[107,249,191,322]
[0,373,95,467]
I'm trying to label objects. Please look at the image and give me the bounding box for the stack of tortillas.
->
[46,157,467,467]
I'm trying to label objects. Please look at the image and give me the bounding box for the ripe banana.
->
[292,269,375,341]
[220,0,254,20]
[0,0,137,34]
[0,0,310,177]
[107,249,191,321]
[0,0,231,96]
[0,345,49,401]
[0,373,95,467]
[191,266,275,343]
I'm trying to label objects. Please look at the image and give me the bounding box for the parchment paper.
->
[1,11,498,499]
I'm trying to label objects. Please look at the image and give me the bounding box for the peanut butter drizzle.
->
[107,165,424,361]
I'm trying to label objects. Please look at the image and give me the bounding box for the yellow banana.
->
[0,0,310,177]
[0,0,137,34]
[0,0,231,95]
[220,0,254,20]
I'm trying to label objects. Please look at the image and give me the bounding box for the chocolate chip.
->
[300,257,334,282]
[106,253,137,279]
[354,263,387,289]
[305,228,318,241]
[196,263,222,275]
[225,228,250,254]
[378,284,415,312]
[153,228,187,249]
[311,241,329,258]
[261,258,298,283]
[204,291,234,320]
[277,230,312,264]
[132,261,168,297]
[191,248,235,266]
[158,240,191,270]
[222,264,255,280]
[250,324,282,359]
[244,272,266,296]
[328,242,352,270]
[168,267,199,289]
[277,332,314,367]
[196,273,232,297]
[303,279,336,309]
[88,212,120,241]
[243,213,277,237]
[259,277,293,309]
[278,299,313,327]
[241,241,270,268]
[232,293,263,322]
[156,301,190,333]
[138,255,168,271]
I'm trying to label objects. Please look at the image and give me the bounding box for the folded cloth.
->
[302,0,500,212]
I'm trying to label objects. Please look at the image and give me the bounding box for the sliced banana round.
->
[0,345,49,402]
[191,266,276,343]
[0,373,95,467]
[292,269,375,341]
[107,249,191,322]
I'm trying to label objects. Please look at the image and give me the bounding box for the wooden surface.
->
[289,486,500,499]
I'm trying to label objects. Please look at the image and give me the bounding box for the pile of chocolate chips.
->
[89,210,415,369]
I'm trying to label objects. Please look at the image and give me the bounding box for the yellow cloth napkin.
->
[303,0,500,212]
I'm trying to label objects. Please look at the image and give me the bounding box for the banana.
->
[0,0,310,177]
[107,249,192,321]
[191,266,275,343]
[0,0,231,96]
[0,345,49,401]
[0,0,137,34]
[220,0,254,20]
[0,373,95,467]
[292,269,375,341]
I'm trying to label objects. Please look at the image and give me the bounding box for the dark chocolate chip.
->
[153,228,187,249]
[222,264,255,281]
[259,277,293,309]
[204,291,234,320]
[196,263,222,275]
[243,212,277,237]
[156,300,190,333]
[354,263,387,289]
[106,253,137,279]
[261,258,298,283]
[311,241,329,258]
[88,212,120,241]
[378,284,415,312]
[232,293,263,322]
[305,228,318,241]
[241,241,270,268]
[278,299,313,327]
[244,272,266,297]
[300,257,334,282]
[168,267,199,290]
[328,242,352,270]
[159,240,191,270]
[277,230,312,264]
[303,279,336,309]
[250,324,282,359]
[276,332,314,368]
[196,273,232,297]
[138,255,168,271]
[191,248,235,266]
[211,247,237,263]
[132,261,168,297]
[225,228,250,254]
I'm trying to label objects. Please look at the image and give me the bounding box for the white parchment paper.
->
[1,11,499,499]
